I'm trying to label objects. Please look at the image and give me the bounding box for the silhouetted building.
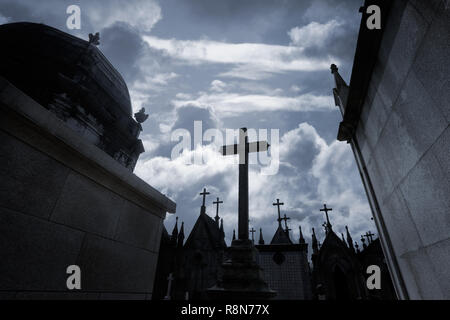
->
[154,195,226,300]
[156,194,396,300]
[0,23,175,299]
[311,223,396,300]
[331,0,450,299]
[155,198,315,300]
[255,221,312,299]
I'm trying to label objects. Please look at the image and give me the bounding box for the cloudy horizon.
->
[0,0,376,248]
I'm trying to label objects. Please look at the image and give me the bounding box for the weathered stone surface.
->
[382,189,422,256]
[355,126,373,163]
[399,152,450,247]
[409,0,443,24]
[335,0,450,300]
[0,207,85,291]
[396,255,421,300]
[431,125,450,179]
[366,145,395,204]
[0,23,174,300]
[401,248,444,299]
[395,71,447,159]
[377,1,428,110]
[114,200,163,252]
[77,234,157,293]
[425,238,450,299]
[375,111,418,189]
[360,91,389,152]
[413,1,450,123]
[0,130,69,219]
[50,172,123,239]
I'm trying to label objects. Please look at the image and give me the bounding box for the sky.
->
[0,0,376,248]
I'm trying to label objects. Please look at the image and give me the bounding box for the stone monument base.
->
[207,239,276,300]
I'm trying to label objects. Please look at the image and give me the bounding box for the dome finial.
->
[259,228,265,245]
[299,225,305,244]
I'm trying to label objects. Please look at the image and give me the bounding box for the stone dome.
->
[0,22,145,171]
[0,22,132,116]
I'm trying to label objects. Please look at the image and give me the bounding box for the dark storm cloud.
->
[100,23,146,84]
[154,0,314,43]
[171,105,218,133]
[0,1,33,21]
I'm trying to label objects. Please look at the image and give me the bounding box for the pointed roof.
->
[184,206,226,249]
[232,229,236,241]
[171,217,178,237]
[317,228,356,261]
[346,225,355,252]
[312,227,319,254]
[259,228,265,245]
[270,225,293,245]
[299,226,305,244]
[170,217,179,245]
[178,221,185,247]
[161,225,171,245]
[220,218,224,238]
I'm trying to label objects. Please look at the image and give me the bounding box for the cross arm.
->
[221,141,270,156]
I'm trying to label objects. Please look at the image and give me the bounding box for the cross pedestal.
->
[207,128,276,300]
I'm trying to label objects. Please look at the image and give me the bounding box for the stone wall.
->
[354,0,450,299]
[0,77,175,299]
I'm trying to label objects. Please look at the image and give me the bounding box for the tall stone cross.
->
[213,197,223,225]
[164,273,174,300]
[200,188,210,207]
[249,227,256,244]
[273,199,284,227]
[221,128,270,240]
[320,204,333,230]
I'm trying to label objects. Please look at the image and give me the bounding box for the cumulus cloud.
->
[290,85,302,93]
[142,35,338,79]
[288,20,343,48]
[0,14,10,24]
[246,123,372,244]
[0,0,161,33]
[135,117,373,246]
[83,0,161,32]
[172,91,333,117]
[210,80,227,92]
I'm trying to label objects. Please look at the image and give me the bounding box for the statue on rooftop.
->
[134,107,149,124]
